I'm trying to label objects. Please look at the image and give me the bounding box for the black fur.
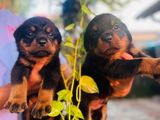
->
[84,13,132,52]
[40,54,62,90]
[11,62,30,84]
[11,16,63,89]
[12,16,63,89]
[78,13,153,120]
[105,59,142,78]
[6,17,64,119]
[14,17,62,44]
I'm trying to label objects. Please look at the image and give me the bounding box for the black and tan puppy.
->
[4,17,64,119]
[79,13,160,120]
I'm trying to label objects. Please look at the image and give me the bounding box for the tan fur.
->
[19,39,58,62]
[138,58,160,74]
[5,76,28,112]
[19,57,34,67]
[46,27,52,33]
[32,87,54,118]
[30,26,36,32]
[88,98,108,120]
[94,32,129,59]
[112,32,129,52]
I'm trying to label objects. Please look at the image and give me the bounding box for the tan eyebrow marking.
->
[30,26,36,32]
[46,27,51,33]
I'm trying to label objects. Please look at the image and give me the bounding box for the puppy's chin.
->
[104,48,119,56]
[30,50,50,57]
[95,48,119,58]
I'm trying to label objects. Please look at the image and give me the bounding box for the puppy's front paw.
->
[4,99,28,113]
[31,101,51,119]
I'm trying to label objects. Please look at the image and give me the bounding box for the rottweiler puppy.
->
[79,13,160,120]
[4,17,64,119]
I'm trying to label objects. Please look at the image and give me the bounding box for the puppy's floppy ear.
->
[13,25,23,43]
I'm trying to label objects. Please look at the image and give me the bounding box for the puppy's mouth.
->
[104,48,119,56]
[30,50,50,57]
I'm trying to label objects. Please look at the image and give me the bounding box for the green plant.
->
[48,0,99,120]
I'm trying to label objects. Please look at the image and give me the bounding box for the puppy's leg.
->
[31,87,54,119]
[89,105,107,120]
[88,99,108,120]
[5,62,29,112]
[138,58,160,75]
[31,58,62,119]
[107,58,160,78]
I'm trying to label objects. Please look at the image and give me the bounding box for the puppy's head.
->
[14,17,61,58]
[84,13,132,57]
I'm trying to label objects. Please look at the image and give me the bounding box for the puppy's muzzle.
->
[38,38,47,47]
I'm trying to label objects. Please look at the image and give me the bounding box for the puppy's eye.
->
[113,24,119,30]
[27,32,34,38]
[48,32,54,38]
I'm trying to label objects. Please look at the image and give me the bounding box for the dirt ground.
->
[107,96,160,120]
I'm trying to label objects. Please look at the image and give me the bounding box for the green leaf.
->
[48,101,64,117]
[57,89,72,101]
[66,105,84,119]
[81,4,94,15]
[63,35,75,49]
[63,42,75,49]
[64,54,74,66]
[65,23,75,31]
[66,35,72,43]
[80,75,99,94]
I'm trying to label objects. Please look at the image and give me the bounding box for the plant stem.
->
[76,63,82,108]
[60,113,65,120]
[70,38,80,95]
[80,11,85,28]
[61,68,68,90]
[68,37,80,120]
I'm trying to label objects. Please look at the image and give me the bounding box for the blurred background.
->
[0,0,160,120]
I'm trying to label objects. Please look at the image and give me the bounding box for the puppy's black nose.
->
[38,39,47,46]
[102,34,112,43]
